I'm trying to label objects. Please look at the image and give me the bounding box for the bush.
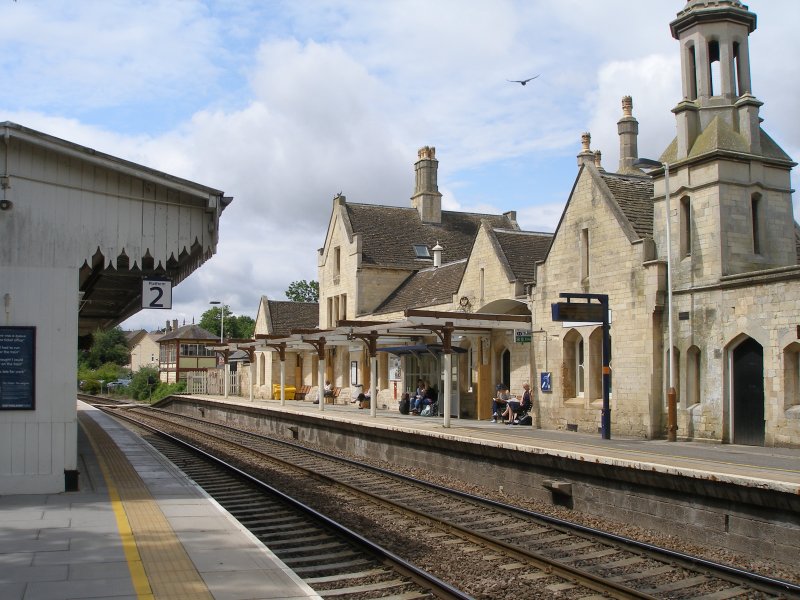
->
[128,367,160,401]
[149,381,186,404]
[82,379,101,395]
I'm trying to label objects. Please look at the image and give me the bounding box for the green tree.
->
[227,315,255,339]
[83,327,130,369]
[199,305,232,339]
[198,306,254,339]
[285,280,319,303]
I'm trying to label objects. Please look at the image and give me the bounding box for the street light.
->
[634,157,677,442]
[209,300,225,343]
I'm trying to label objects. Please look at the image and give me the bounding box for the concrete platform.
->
[175,394,800,494]
[0,402,320,600]
[158,393,800,566]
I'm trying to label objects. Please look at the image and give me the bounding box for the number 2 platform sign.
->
[142,278,172,310]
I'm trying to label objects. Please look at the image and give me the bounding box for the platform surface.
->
[0,402,320,600]
[178,394,800,495]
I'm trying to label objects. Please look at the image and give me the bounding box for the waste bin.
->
[272,384,295,400]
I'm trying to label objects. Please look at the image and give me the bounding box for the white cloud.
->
[2,0,797,329]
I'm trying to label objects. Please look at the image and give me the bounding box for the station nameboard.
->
[551,302,606,323]
[0,326,36,410]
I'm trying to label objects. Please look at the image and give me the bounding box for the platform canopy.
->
[0,122,233,338]
[247,308,532,354]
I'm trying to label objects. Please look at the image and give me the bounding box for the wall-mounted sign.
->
[142,278,172,309]
[540,371,552,393]
[0,326,36,410]
[514,329,532,343]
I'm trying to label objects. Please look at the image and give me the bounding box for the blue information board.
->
[0,326,36,410]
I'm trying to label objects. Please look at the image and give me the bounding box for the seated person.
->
[502,382,532,424]
[398,392,411,415]
[417,387,437,415]
[356,392,369,409]
[412,382,428,414]
[491,386,510,423]
[323,380,334,397]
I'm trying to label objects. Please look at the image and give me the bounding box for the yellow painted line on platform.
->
[79,417,154,600]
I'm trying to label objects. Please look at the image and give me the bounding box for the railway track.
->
[86,398,800,599]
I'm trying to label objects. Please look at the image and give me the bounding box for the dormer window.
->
[413,244,431,258]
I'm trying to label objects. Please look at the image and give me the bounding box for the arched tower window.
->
[708,40,721,96]
[687,44,698,100]
[732,41,740,97]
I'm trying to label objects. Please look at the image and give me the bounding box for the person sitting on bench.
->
[491,385,510,423]
[502,382,531,424]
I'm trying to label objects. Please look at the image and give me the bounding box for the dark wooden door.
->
[732,338,764,446]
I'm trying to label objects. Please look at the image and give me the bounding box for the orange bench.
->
[295,385,311,400]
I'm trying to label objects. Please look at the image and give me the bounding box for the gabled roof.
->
[158,324,217,342]
[124,329,147,345]
[373,260,467,315]
[344,203,516,270]
[265,300,319,336]
[599,173,654,239]
[493,229,553,282]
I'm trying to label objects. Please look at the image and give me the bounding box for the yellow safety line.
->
[79,418,155,600]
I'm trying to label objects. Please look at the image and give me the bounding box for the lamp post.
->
[209,300,225,343]
[635,158,677,442]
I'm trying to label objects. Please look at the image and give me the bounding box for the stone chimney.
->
[432,242,443,268]
[411,146,442,223]
[617,95,641,173]
[165,320,170,332]
[594,150,604,171]
[576,132,594,167]
[172,319,178,331]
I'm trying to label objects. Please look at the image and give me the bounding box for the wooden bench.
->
[295,385,311,400]
[325,387,341,404]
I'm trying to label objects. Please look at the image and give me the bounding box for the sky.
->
[2,0,798,331]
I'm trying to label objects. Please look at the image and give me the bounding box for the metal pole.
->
[369,355,378,417]
[318,358,325,412]
[280,359,286,406]
[600,295,611,440]
[249,362,254,402]
[443,352,452,428]
[663,162,677,441]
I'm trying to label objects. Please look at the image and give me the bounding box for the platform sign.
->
[142,278,172,309]
[514,329,531,343]
[0,326,36,410]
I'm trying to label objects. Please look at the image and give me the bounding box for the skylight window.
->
[413,244,431,258]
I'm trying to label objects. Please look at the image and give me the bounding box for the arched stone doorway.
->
[732,337,764,446]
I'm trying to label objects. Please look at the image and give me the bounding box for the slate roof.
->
[600,173,654,239]
[344,203,515,270]
[267,300,319,335]
[373,260,467,315]
[158,324,217,342]
[493,229,553,282]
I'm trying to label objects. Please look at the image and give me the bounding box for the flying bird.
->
[507,75,540,86]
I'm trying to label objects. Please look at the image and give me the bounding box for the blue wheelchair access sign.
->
[540,371,552,392]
